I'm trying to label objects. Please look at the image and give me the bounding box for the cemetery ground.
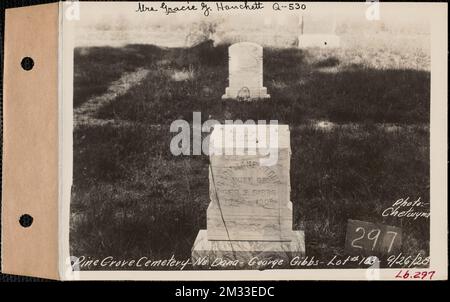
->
[71,40,430,269]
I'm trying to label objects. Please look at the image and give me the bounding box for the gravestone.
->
[192,124,305,268]
[298,14,340,48]
[222,42,270,101]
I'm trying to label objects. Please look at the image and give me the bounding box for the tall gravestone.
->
[298,14,340,48]
[192,125,305,268]
[222,42,270,101]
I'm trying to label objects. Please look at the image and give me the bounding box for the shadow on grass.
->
[71,123,429,269]
[81,41,430,125]
[74,45,164,108]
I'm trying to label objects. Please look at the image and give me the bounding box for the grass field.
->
[71,38,430,269]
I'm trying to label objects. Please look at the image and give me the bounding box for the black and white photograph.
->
[61,1,445,279]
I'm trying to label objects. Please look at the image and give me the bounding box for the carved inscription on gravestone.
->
[207,125,292,241]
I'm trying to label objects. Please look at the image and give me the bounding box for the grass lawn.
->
[71,40,430,269]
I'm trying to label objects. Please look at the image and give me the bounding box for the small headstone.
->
[222,42,270,101]
[298,14,340,48]
[192,125,304,268]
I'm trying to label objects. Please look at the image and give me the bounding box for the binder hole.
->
[19,214,33,228]
[21,57,34,71]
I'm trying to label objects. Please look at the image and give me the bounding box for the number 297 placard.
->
[345,219,403,255]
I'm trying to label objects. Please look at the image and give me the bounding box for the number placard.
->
[345,220,402,255]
